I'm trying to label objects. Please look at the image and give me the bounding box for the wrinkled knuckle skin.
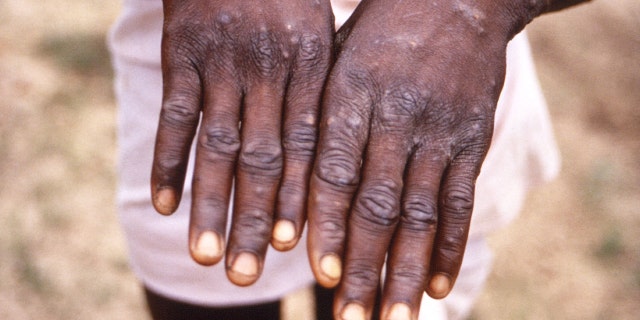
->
[388,264,429,285]
[450,120,492,167]
[341,68,376,98]
[155,156,187,181]
[315,149,360,188]
[296,33,326,71]
[191,192,228,214]
[232,209,272,242]
[160,99,200,130]
[380,86,427,124]
[250,31,283,77]
[198,126,241,159]
[315,218,346,243]
[238,140,283,177]
[283,123,317,159]
[448,104,493,145]
[402,195,438,229]
[354,181,401,228]
[342,260,380,290]
[436,237,465,267]
[441,184,474,216]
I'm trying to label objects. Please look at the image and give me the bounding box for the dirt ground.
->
[0,0,638,319]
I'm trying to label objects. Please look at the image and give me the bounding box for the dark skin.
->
[151,0,590,318]
[151,0,334,285]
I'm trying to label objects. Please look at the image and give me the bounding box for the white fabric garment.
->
[108,0,559,318]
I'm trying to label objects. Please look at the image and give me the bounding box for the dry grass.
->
[0,0,638,319]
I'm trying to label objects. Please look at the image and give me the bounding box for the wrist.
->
[444,0,548,41]
[478,0,549,39]
[508,0,549,35]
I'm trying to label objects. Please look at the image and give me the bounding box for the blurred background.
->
[0,0,638,319]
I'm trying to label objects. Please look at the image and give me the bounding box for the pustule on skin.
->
[452,0,488,35]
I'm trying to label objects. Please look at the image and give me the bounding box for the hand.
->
[307,0,531,318]
[151,0,333,286]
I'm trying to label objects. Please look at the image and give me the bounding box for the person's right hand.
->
[150,0,333,286]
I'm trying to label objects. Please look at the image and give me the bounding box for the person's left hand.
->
[306,0,535,318]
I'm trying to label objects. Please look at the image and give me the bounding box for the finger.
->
[225,82,285,286]
[272,34,331,251]
[333,123,411,320]
[427,145,487,299]
[380,150,448,320]
[188,79,242,266]
[307,71,372,288]
[151,48,202,215]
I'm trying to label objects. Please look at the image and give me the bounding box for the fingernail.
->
[192,231,223,265]
[272,220,296,244]
[229,252,259,286]
[341,303,366,320]
[429,274,451,299]
[154,188,176,215]
[320,254,342,281]
[387,303,412,320]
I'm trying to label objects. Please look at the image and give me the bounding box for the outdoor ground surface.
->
[0,0,638,319]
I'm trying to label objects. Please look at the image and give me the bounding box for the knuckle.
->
[233,209,272,240]
[160,99,200,130]
[296,33,326,70]
[343,260,380,289]
[448,105,493,144]
[326,66,374,103]
[250,31,282,77]
[283,122,317,159]
[238,140,283,177]
[441,184,474,216]
[198,126,241,158]
[355,181,401,227]
[316,218,346,243]
[315,147,360,188]
[435,244,462,266]
[156,156,184,176]
[341,67,375,97]
[381,86,427,121]
[402,195,438,228]
[191,190,228,213]
[388,264,429,284]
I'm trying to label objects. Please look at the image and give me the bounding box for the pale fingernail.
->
[320,254,342,280]
[192,231,223,265]
[387,303,412,320]
[154,188,176,215]
[341,303,366,320]
[429,274,451,299]
[272,220,296,244]
[229,252,259,286]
